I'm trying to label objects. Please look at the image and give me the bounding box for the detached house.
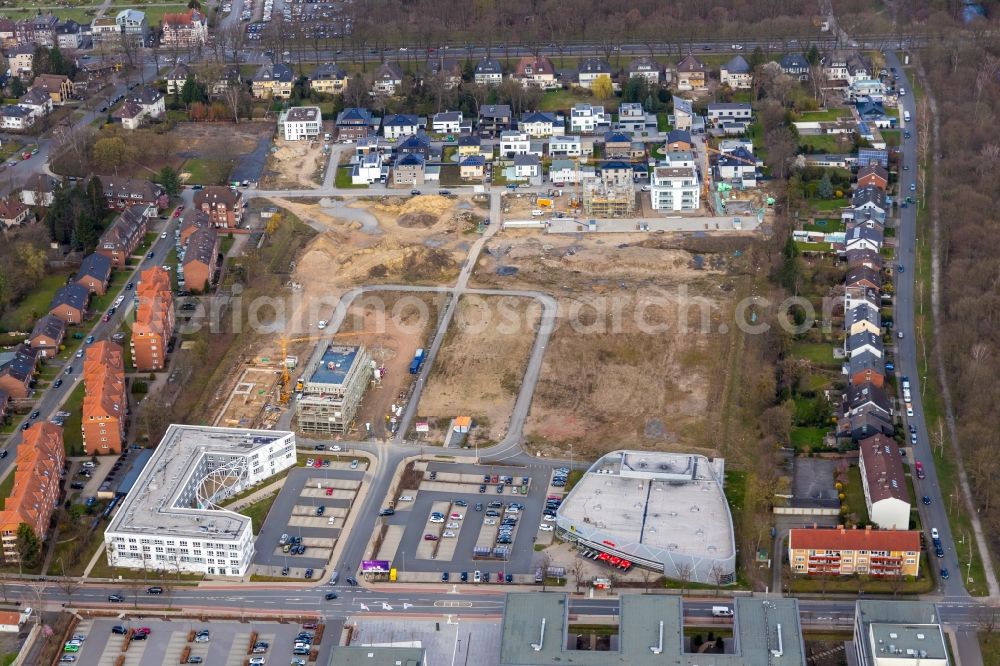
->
[569,103,609,134]
[20,174,58,207]
[514,56,557,89]
[665,129,692,152]
[512,154,541,181]
[336,107,377,142]
[7,44,33,78]
[577,58,613,89]
[823,50,871,85]
[278,106,322,141]
[18,87,53,119]
[309,63,348,95]
[160,9,208,46]
[251,62,294,99]
[478,104,513,137]
[97,206,147,269]
[113,86,164,130]
[0,197,30,228]
[519,111,562,138]
[392,153,425,186]
[474,58,503,87]
[720,55,752,89]
[457,134,482,158]
[164,62,192,95]
[0,105,34,131]
[28,315,65,358]
[49,282,90,325]
[675,55,707,90]
[32,74,73,105]
[194,186,243,228]
[548,135,586,159]
[372,62,403,95]
[627,57,661,85]
[779,53,810,81]
[431,111,463,135]
[499,131,531,158]
[74,253,113,296]
[671,96,695,132]
[382,114,422,140]
[459,155,485,181]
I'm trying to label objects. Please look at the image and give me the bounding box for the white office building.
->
[278,106,322,141]
[853,601,949,666]
[650,165,700,211]
[103,425,296,577]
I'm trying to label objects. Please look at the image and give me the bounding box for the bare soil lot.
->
[417,295,542,445]
[173,122,273,181]
[261,125,332,189]
[473,232,750,458]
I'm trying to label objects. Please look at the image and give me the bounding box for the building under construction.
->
[581,180,636,218]
[296,344,373,434]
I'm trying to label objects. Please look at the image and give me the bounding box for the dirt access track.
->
[473,231,752,459]
[264,194,483,334]
[416,295,542,446]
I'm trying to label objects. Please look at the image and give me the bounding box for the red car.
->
[313,459,322,468]
[325,488,334,496]
[135,627,151,635]
[424,534,438,541]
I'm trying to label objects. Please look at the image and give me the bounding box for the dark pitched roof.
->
[375,61,403,80]
[515,56,556,77]
[184,226,218,266]
[397,133,431,150]
[194,186,241,209]
[847,330,883,355]
[848,349,885,376]
[512,154,539,167]
[254,62,294,83]
[460,155,486,167]
[579,57,612,74]
[383,114,420,127]
[310,62,346,80]
[676,54,706,73]
[50,282,90,312]
[475,58,502,75]
[603,131,631,144]
[457,134,481,146]
[75,253,112,284]
[780,53,809,70]
[394,152,425,167]
[858,434,907,505]
[723,55,751,74]
[666,129,692,144]
[852,185,887,209]
[846,266,883,289]
[337,107,374,125]
[858,163,889,183]
[846,248,882,269]
[0,344,36,382]
[520,111,557,124]
[479,104,512,119]
[600,160,631,170]
[30,314,65,342]
[845,382,891,414]
[627,56,660,74]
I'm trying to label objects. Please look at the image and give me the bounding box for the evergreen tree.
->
[9,77,24,98]
[157,166,182,197]
[86,176,108,221]
[74,212,100,252]
[16,524,40,569]
[806,44,821,67]
[817,171,834,199]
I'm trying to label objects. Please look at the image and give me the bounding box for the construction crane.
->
[701,143,760,210]
[278,331,369,404]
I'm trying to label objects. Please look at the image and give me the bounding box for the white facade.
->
[352,152,386,185]
[569,104,609,134]
[650,166,699,211]
[431,111,462,134]
[548,135,587,158]
[520,115,563,138]
[383,116,421,140]
[549,161,594,185]
[0,106,35,130]
[500,131,531,157]
[280,106,322,141]
[104,426,296,577]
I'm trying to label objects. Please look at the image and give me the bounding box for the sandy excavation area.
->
[416,295,542,446]
[262,131,331,189]
[473,232,747,458]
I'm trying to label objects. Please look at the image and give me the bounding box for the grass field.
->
[790,426,828,452]
[539,88,614,113]
[61,382,86,456]
[790,342,838,367]
[0,273,68,332]
[239,493,278,534]
[334,166,368,189]
[796,108,851,122]
[0,467,15,506]
[181,157,233,186]
[799,134,852,153]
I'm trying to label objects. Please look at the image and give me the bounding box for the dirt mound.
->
[398,212,438,228]
[371,194,453,216]
[298,234,459,286]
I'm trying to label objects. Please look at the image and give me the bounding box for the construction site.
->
[581,180,637,218]
[473,231,753,459]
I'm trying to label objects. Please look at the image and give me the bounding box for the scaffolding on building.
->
[581,180,636,218]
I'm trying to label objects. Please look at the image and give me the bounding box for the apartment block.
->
[789,526,920,578]
[0,423,64,564]
[650,165,700,211]
[193,187,243,228]
[82,341,126,455]
[131,266,174,371]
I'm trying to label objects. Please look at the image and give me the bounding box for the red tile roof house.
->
[96,205,148,269]
[74,253,113,296]
[193,186,243,228]
[0,196,30,227]
[28,314,65,358]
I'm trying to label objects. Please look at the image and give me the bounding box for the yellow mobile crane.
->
[278,331,369,404]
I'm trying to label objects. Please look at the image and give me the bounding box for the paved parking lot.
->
[253,464,365,578]
[382,462,552,579]
[67,617,335,666]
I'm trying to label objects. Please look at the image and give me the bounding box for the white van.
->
[711,606,734,617]
[531,209,544,217]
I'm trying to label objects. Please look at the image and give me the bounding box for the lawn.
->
[220,235,235,256]
[61,382,86,456]
[181,157,233,186]
[791,426,828,453]
[91,272,129,313]
[787,556,935,594]
[803,218,846,233]
[239,493,278,534]
[790,342,839,368]
[0,467,15,506]
[843,464,870,526]
[799,134,852,153]
[141,4,189,26]
[796,108,851,122]
[809,197,849,212]
[0,273,68,332]
[334,166,368,189]
[539,88,614,114]
[794,241,833,253]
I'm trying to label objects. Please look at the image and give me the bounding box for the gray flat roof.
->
[499,594,805,666]
[327,646,425,665]
[106,425,294,542]
[855,601,947,664]
[310,345,361,386]
[557,451,735,561]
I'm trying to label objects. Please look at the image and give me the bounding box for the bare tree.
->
[57,574,80,604]
[639,568,654,593]
[537,552,552,591]
[675,561,694,595]
[709,564,728,596]
[570,559,586,594]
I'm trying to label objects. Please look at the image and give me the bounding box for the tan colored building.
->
[131,267,174,371]
[32,73,73,104]
[82,341,126,455]
[309,63,348,95]
[788,526,920,578]
[0,422,64,564]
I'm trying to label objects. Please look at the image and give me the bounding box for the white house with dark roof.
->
[577,58,613,89]
[431,111,462,135]
[519,111,562,137]
[720,55,752,89]
[626,57,661,85]
[0,105,35,131]
[382,114,422,140]
[569,103,609,134]
[474,58,503,87]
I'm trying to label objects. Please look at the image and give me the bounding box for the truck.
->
[409,348,425,374]
[711,606,734,617]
